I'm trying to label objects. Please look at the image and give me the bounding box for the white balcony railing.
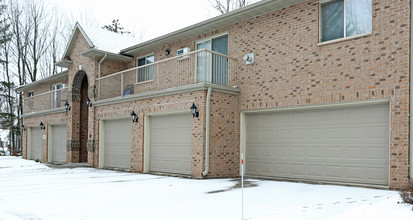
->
[23,88,68,114]
[96,49,237,100]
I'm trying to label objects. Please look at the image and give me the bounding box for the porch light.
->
[190,102,199,118]
[40,122,45,130]
[86,97,92,107]
[65,101,71,115]
[130,110,138,123]
[165,49,171,56]
[21,124,25,132]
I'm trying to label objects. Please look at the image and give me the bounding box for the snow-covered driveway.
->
[0,157,412,220]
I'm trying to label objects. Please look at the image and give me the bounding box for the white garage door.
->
[245,103,389,186]
[51,124,67,163]
[30,127,42,161]
[103,118,131,169]
[150,114,192,175]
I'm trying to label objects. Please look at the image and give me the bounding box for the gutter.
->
[202,86,212,177]
[97,54,108,100]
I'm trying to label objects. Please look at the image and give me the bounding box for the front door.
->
[196,35,228,85]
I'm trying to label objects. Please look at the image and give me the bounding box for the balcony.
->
[23,88,68,114]
[96,49,237,100]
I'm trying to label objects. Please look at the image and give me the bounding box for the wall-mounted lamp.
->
[40,122,45,130]
[21,124,25,132]
[65,101,71,115]
[130,110,139,123]
[86,97,92,107]
[165,49,171,56]
[190,102,199,118]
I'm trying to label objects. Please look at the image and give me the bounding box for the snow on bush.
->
[400,183,413,210]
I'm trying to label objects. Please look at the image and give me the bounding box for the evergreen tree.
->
[0,0,17,155]
[102,19,130,34]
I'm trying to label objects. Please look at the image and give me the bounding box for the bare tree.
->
[0,0,17,155]
[209,0,259,14]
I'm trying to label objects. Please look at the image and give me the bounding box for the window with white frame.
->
[52,84,66,108]
[320,0,372,42]
[136,54,154,83]
[27,91,34,98]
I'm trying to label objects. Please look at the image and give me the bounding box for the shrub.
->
[400,183,413,210]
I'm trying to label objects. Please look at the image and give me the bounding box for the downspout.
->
[202,86,212,177]
[409,2,413,182]
[97,54,108,100]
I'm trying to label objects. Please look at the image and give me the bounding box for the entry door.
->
[196,35,228,85]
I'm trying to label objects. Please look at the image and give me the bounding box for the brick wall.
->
[22,112,68,162]
[95,90,207,176]
[227,0,410,188]
[20,0,411,189]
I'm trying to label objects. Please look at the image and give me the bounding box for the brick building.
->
[16,0,413,189]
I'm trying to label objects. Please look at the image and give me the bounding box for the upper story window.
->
[52,84,67,108]
[320,0,372,42]
[136,54,154,83]
[27,91,34,98]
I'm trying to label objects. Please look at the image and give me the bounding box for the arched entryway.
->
[71,71,89,163]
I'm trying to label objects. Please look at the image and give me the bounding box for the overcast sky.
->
[52,0,221,41]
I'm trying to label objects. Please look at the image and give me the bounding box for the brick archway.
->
[72,70,87,102]
[69,70,89,163]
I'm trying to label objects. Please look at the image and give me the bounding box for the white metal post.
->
[241,153,244,220]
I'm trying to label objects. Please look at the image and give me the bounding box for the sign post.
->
[241,153,244,220]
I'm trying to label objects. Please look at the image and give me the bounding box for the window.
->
[27,91,34,98]
[320,0,372,42]
[52,84,66,108]
[136,55,154,83]
[196,34,228,85]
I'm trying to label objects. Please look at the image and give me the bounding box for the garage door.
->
[51,124,67,163]
[150,114,192,175]
[245,103,389,186]
[103,118,131,169]
[30,127,42,161]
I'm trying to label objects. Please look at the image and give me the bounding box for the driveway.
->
[0,157,411,220]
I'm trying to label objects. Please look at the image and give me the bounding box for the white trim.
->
[318,33,371,46]
[27,127,32,160]
[195,33,229,84]
[93,83,240,107]
[388,100,392,185]
[195,32,229,45]
[143,114,150,173]
[98,119,104,168]
[98,117,130,168]
[134,79,154,86]
[22,107,66,118]
[241,99,390,114]
[136,54,155,83]
[143,111,192,174]
[27,90,34,98]
[144,110,191,117]
[240,100,392,182]
[47,125,52,163]
[319,0,373,44]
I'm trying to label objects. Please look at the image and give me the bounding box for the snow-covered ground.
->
[0,156,412,220]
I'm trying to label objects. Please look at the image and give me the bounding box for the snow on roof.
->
[80,24,139,54]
